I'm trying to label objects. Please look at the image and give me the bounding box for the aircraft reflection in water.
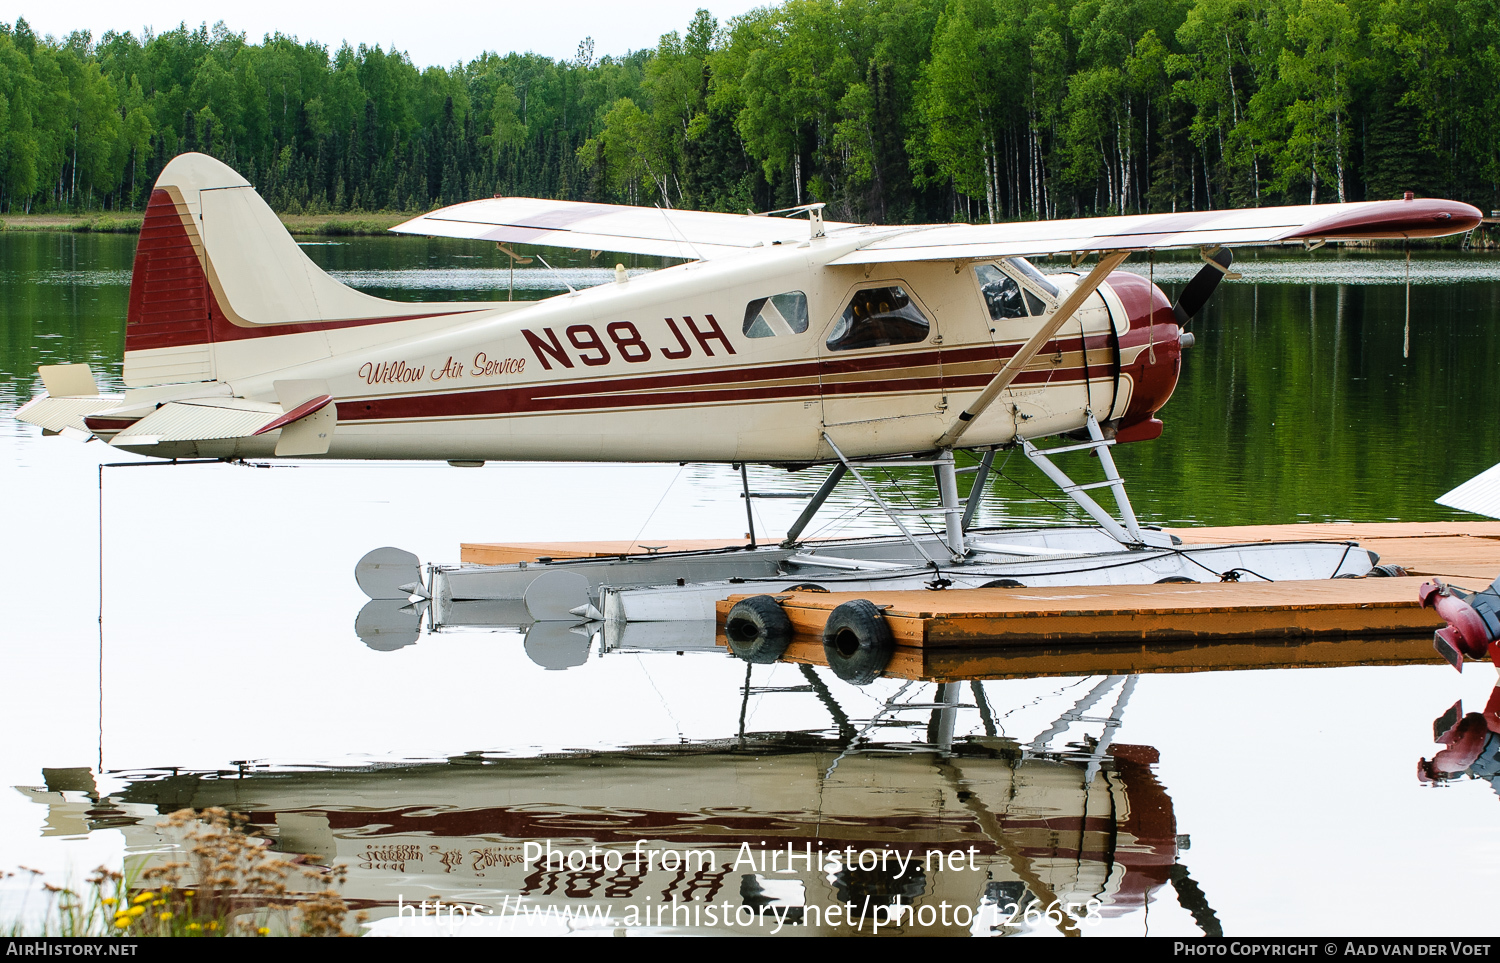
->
[1420,683,1500,795]
[19,674,1219,936]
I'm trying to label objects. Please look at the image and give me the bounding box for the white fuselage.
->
[128,238,1134,463]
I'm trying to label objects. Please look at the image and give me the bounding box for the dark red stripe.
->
[339,365,1108,423]
[342,380,826,421]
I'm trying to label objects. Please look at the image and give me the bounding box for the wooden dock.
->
[456,523,1500,679]
[462,537,753,565]
[1170,521,1500,583]
[706,521,1500,681]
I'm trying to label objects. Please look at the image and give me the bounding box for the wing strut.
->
[935,250,1131,449]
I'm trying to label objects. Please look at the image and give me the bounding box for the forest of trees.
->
[2,0,1497,224]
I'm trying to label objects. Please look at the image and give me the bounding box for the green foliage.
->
[8,809,362,937]
[2,2,1498,221]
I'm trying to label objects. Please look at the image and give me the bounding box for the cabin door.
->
[817,281,949,452]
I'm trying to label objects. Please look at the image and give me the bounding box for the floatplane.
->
[14,153,1482,678]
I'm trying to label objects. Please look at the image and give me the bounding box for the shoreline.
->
[0,212,413,236]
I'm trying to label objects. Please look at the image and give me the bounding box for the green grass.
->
[0,214,143,233]
[0,211,409,236]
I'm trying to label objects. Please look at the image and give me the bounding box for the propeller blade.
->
[1172,248,1234,325]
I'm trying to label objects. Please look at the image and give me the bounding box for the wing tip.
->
[1290,198,1483,241]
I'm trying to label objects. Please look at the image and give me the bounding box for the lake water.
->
[2,233,1498,937]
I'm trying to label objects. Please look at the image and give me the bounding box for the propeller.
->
[1172,247,1235,326]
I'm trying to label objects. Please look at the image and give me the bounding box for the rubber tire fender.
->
[725,595,794,664]
[822,599,895,686]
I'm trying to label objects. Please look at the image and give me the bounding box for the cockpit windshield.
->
[1005,257,1059,297]
[976,265,1047,320]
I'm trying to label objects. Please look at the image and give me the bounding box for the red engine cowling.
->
[1102,272,1185,444]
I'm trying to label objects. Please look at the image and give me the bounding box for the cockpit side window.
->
[743,291,810,338]
[975,265,1029,320]
[976,262,1055,321]
[825,286,930,351]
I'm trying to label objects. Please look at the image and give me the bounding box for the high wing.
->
[391,197,860,260]
[394,196,1480,262]
[828,198,1483,264]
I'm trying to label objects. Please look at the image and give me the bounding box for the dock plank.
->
[462,538,750,565]
[1167,521,1500,542]
[1166,522,1500,581]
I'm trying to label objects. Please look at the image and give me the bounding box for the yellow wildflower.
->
[132,892,153,905]
[187,923,200,931]
[206,921,219,931]
[126,905,145,917]
[158,911,173,921]
[256,927,269,936]
[101,897,117,906]
[113,918,131,929]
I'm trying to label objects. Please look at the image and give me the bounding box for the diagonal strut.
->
[936,250,1131,449]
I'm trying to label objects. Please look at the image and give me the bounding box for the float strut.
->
[780,463,847,548]
[739,463,757,549]
[933,450,966,559]
[960,449,996,533]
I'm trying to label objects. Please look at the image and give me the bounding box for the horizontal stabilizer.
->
[392,197,857,260]
[14,395,123,434]
[1438,464,1500,520]
[108,393,338,454]
[38,363,99,397]
[111,398,285,446]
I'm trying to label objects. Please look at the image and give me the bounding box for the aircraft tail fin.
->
[124,153,490,389]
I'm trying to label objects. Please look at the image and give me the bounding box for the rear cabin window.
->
[825,286,930,351]
[743,291,810,338]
